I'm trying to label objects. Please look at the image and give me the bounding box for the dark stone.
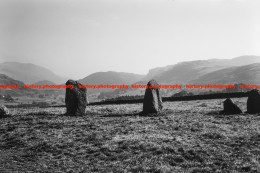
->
[247,89,260,114]
[65,80,87,115]
[220,98,242,115]
[0,105,9,118]
[143,79,163,114]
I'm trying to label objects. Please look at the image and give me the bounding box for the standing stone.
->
[220,98,242,114]
[0,105,9,118]
[143,79,163,114]
[65,80,87,115]
[247,89,260,114]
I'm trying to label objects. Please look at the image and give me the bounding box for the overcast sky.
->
[0,0,260,79]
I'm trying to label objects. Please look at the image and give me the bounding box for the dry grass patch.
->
[0,98,260,172]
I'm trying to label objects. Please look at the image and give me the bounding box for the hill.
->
[143,55,260,83]
[32,80,57,86]
[192,63,260,84]
[0,74,28,96]
[0,74,25,86]
[1,98,260,172]
[0,62,66,84]
[78,71,144,93]
[110,56,260,99]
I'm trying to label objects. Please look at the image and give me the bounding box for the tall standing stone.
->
[65,80,87,115]
[143,79,163,114]
[247,89,260,114]
[220,98,242,114]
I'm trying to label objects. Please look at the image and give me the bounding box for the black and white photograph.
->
[0,0,260,172]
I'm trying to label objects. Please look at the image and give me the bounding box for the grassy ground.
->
[0,98,260,173]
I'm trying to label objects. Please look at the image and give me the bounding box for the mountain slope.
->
[0,74,24,86]
[0,62,66,84]
[0,74,27,96]
[192,63,260,84]
[143,55,260,83]
[78,71,144,93]
[32,80,57,85]
[78,71,144,85]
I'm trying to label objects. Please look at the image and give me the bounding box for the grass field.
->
[0,98,260,173]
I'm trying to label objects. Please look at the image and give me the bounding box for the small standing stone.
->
[143,79,163,114]
[65,80,87,115]
[220,98,242,115]
[0,105,10,118]
[247,89,260,114]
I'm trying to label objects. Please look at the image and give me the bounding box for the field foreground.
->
[0,98,260,173]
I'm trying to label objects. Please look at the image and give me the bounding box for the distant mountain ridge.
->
[142,55,260,84]
[78,71,144,85]
[191,62,260,84]
[1,55,260,98]
[0,74,28,96]
[0,74,24,86]
[78,71,145,93]
[32,80,57,85]
[113,55,260,98]
[0,62,66,84]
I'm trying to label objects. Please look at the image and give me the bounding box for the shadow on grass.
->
[22,109,174,118]
[101,112,140,117]
[101,109,175,117]
[25,111,57,116]
[206,110,247,118]
[139,109,175,117]
[206,110,221,116]
[25,112,89,117]
[0,115,11,119]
